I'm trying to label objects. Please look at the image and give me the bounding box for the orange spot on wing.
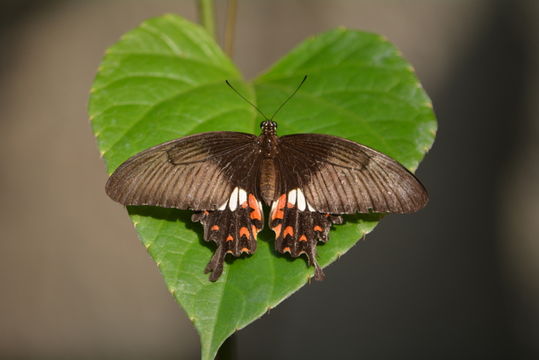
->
[283,226,294,238]
[299,234,307,242]
[240,247,250,253]
[272,224,282,237]
[239,227,250,239]
[251,225,260,237]
[313,225,323,232]
[273,209,284,220]
[241,201,248,208]
[226,235,234,241]
[271,194,286,220]
[211,225,220,231]
[283,247,291,253]
[203,210,209,215]
[287,202,295,208]
[248,194,262,220]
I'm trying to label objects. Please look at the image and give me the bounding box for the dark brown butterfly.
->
[105,77,428,281]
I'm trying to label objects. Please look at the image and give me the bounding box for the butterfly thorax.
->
[258,120,279,158]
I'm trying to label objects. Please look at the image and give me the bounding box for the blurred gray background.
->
[1,0,538,359]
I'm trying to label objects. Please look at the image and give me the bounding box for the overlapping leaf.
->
[89,15,436,360]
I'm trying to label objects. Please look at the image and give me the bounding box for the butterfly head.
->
[260,120,278,135]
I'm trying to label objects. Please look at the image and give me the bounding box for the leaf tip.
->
[378,34,389,42]
[163,13,178,20]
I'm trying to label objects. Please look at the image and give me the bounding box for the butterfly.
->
[105,77,428,281]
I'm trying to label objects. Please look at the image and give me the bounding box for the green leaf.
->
[89,15,436,360]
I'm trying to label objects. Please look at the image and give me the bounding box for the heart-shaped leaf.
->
[89,15,436,360]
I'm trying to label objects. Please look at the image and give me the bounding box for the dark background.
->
[1,1,538,359]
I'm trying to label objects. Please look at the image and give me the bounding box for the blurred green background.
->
[0,0,538,359]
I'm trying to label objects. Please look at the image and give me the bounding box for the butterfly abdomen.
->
[259,158,279,205]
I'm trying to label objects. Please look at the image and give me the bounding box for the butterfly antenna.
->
[270,75,307,120]
[225,80,269,120]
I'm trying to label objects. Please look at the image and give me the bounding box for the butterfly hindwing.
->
[192,188,264,281]
[269,189,343,280]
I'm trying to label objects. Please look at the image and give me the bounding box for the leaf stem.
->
[224,0,238,57]
[198,0,216,39]
[215,333,237,360]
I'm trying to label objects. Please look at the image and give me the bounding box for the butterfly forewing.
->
[106,132,259,210]
[278,133,428,214]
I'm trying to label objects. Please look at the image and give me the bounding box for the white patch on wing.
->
[228,187,239,211]
[296,188,306,211]
[287,189,297,205]
[238,188,247,205]
[307,202,315,212]
[218,201,227,211]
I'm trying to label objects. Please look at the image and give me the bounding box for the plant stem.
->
[198,0,215,39]
[215,333,237,360]
[224,0,238,57]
